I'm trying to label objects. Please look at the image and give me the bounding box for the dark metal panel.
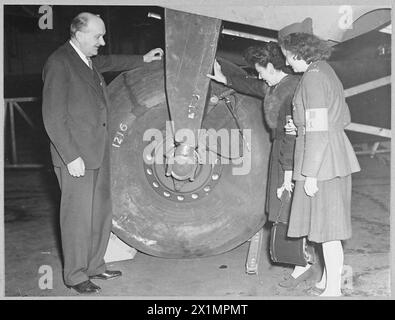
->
[164,8,222,144]
[329,29,391,143]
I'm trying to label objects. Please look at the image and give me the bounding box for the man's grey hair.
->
[70,13,101,38]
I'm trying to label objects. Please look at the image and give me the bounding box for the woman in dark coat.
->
[208,42,315,286]
[278,21,361,296]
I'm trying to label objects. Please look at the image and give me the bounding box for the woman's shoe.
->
[278,266,315,288]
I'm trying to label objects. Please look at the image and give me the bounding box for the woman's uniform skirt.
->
[287,175,352,243]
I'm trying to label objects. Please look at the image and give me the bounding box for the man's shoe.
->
[90,270,122,280]
[68,280,101,294]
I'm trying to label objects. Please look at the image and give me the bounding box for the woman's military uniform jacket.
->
[292,60,360,181]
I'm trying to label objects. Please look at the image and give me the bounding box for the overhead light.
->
[379,24,392,34]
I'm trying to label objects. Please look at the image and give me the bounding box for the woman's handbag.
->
[269,190,315,266]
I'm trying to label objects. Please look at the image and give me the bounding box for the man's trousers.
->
[54,152,112,286]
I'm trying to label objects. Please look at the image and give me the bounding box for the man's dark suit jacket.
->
[42,41,145,169]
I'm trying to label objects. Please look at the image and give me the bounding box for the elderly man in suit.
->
[42,12,163,294]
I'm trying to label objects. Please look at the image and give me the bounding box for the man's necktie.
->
[88,57,103,88]
[87,57,93,70]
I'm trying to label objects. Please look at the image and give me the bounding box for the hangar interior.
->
[3,4,391,297]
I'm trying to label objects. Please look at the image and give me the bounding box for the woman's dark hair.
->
[243,42,291,73]
[278,33,333,63]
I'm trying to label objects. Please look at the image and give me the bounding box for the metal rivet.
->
[177,196,184,201]
[146,168,153,175]
[152,182,159,188]
[163,191,170,197]
[212,174,219,180]
[191,193,198,199]
[146,154,153,161]
[204,186,211,192]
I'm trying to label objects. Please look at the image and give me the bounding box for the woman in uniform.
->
[278,20,361,296]
[207,42,317,287]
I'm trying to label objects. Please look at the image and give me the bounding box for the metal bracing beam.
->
[5,97,37,103]
[11,102,35,129]
[344,76,391,98]
[221,29,276,42]
[346,122,391,138]
[149,12,277,44]
[353,141,390,157]
[4,97,44,169]
[344,76,391,138]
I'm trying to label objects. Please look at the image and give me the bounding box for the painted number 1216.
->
[112,123,128,148]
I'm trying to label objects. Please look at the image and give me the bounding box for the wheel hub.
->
[143,135,222,202]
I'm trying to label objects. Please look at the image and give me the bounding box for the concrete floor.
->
[4,155,390,298]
